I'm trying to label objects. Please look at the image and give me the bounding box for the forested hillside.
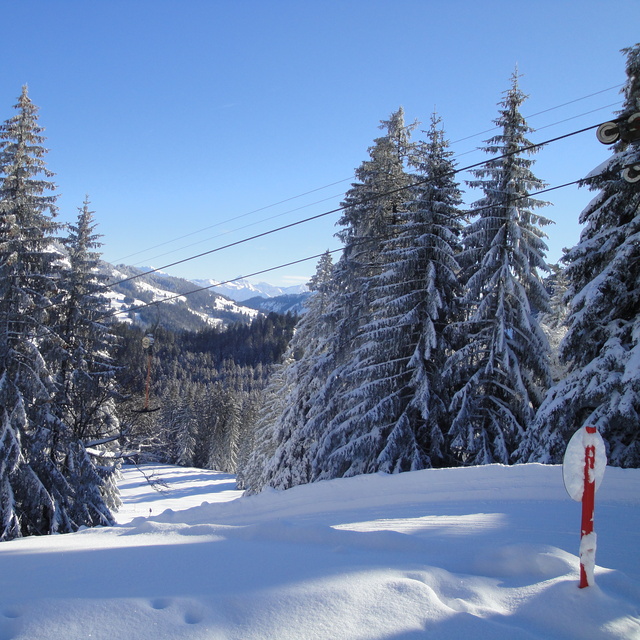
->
[112,313,298,473]
[99,263,259,332]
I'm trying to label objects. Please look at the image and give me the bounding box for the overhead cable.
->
[112,177,354,264]
[105,176,596,320]
[451,83,623,144]
[129,190,346,269]
[112,84,624,266]
[106,120,604,289]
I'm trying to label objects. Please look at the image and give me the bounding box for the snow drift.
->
[0,463,638,639]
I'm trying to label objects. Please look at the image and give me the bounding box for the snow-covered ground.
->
[0,463,638,639]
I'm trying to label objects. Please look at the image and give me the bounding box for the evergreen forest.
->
[0,44,638,540]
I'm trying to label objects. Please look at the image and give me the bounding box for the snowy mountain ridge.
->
[99,263,260,331]
[96,258,309,330]
[190,276,308,302]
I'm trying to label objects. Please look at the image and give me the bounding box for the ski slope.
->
[0,463,638,639]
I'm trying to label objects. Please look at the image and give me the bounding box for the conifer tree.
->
[309,108,418,481]
[332,107,416,337]
[314,114,464,477]
[234,390,262,482]
[55,200,120,439]
[237,361,291,493]
[175,401,197,467]
[51,198,121,522]
[242,251,335,492]
[203,387,242,473]
[445,73,552,466]
[0,86,65,538]
[522,44,640,466]
[394,113,464,465]
[537,264,570,384]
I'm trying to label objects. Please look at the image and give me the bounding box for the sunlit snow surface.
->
[0,463,638,639]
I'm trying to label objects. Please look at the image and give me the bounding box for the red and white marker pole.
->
[579,427,597,588]
[562,425,607,589]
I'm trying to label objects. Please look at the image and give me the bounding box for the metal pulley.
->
[596,112,640,145]
[622,163,640,183]
[596,113,640,184]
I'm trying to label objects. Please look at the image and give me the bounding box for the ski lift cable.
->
[102,175,600,321]
[450,84,624,145]
[454,102,622,159]
[39,171,601,327]
[111,177,354,264]
[110,84,624,266]
[127,190,347,270]
[104,119,607,290]
[125,99,623,270]
[533,102,623,133]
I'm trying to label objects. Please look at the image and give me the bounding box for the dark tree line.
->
[112,313,297,473]
[181,313,297,368]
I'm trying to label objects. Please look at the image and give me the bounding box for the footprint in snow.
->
[0,608,22,640]
[149,598,173,610]
[184,608,205,625]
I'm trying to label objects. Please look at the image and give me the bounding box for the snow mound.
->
[0,463,638,639]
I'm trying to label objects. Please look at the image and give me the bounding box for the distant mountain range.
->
[99,264,309,332]
[190,277,308,302]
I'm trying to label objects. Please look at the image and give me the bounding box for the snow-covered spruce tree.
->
[309,108,418,481]
[313,114,464,477]
[445,73,553,466]
[388,113,465,466]
[206,389,241,473]
[174,400,197,467]
[537,264,570,385]
[237,359,291,493]
[156,383,181,463]
[157,381,196,466]
[521,44,640,466]
[241,251,336,493]
[233,389,262,485]
[0,86,70,538]
[56,199,121,510]
[52,198,121,523]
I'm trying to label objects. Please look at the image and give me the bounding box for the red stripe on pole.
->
[579,426,597,588]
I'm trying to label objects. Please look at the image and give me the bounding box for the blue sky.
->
[2,1,639,287]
